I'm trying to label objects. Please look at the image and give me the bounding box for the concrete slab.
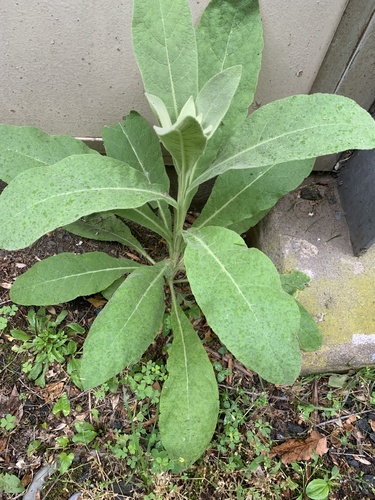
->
[255,173,375,374]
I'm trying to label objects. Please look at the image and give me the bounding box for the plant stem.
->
[171,161,190,270]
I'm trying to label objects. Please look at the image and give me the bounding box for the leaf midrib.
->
[193,121,353,187]
[189,233,259,323]
[196,163,275,228]
[19,265,138,290]
[174,307,191,423]
[102,263,167,359]
[13,186,170,218]
[157,0,178,119]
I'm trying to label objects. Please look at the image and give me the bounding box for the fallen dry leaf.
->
[0,437,8,453]
[6,385,19,413]
[353,455,371,465]
[125,252,141,262]
[152,381,161,393]
[343,415,357,432]
[15,262,27,269]
[40,381,64,402]
[0,282,12,289]
[21,472,33,487]
[85,295,107,308]
[270,430,328,464]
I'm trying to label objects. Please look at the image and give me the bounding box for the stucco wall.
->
[0,0,348,137]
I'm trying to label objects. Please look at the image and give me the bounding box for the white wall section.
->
[0,0,348,136]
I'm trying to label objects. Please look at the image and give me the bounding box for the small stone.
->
[357,418,371,434]
[300,186,322,201]
[347,459,360,469]
[287,422,305,435]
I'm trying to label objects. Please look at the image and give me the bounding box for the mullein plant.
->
[0,0,375,468]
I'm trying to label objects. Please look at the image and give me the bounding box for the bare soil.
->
[1,219,375,499]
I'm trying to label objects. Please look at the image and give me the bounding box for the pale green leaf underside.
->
[115,206,172,244]
[156,115,207,174]
[132,0,198,122]
[191,94,375,189]
[184,227,301,384]
[228,208,270,235]
[81,262,167,389]
[101,277,126,300]
[159,303,219,467]
[0,155,176,251]
[10,252,140,306]
[145,93,172,128]
[195,158,314,230]
[0,124,97,184]
[195,65,242,138]
[65,213,147,258]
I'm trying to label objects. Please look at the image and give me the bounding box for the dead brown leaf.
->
[152,381,161,393]
[21,473,33,487]
[85,295,107,308]
[0,437,8,453]
[353,455,371,465]
[6,385,19,413]
[270,430,328,464]
[125,252,141,262]
[40,381,64,402]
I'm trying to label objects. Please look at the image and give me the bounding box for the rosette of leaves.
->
[0,0,375,469]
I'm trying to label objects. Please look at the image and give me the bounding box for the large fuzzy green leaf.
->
[156,115,207,174]
[0,155,177,251]
[227,208,270,235]
[190,94,375,189]
[192,0,263,180]
[132,0,198,122]
[194,159,314,230]
[159,302,219,468]
[81,262,168,389]
[196,0,262,122]
[10,252,140,305]
[65,213,147,259]
[0,124,98,183]
[102,112,169,189]
[102,111,172,233]
[184,227,301,384]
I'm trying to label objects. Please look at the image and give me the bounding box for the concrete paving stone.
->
[255,173,375,375]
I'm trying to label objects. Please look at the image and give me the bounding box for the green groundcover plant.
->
[0,0,375,469]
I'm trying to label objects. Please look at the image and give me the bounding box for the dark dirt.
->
[1,206,375,498]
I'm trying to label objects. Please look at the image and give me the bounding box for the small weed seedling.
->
[10,307,85,387]
[0,304,18,331]
[1,0,375,468]
[0,473,24,494]
[0,413,16,431]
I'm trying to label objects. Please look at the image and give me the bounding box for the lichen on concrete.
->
[256,174,375,374]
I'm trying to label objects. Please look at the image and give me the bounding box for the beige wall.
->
[0,0,348,137]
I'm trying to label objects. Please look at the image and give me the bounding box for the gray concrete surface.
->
[0,0,347,136]
[256,173,375,374]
